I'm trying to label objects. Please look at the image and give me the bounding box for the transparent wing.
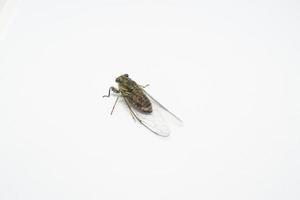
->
[141,88,183,126]
[123,96,170,137]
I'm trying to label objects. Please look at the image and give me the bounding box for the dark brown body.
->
[126,87,152,113]
[116,74,152,113]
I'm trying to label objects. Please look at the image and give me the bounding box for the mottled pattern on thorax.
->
[119,79,152,113]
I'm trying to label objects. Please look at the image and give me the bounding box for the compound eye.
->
[124,74,129,77]
[115,78,120,83]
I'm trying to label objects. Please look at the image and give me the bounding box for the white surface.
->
[0,0,299,199]
[0,0,19,40]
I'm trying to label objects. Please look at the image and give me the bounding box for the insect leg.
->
[139,84,150,89]
[103,86,119,98]
[103,86,121,114]
[110,96,119,115]
[123,97,168,137]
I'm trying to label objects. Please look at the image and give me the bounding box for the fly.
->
[103,74,182,137]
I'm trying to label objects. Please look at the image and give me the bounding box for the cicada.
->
[103,74,182,137]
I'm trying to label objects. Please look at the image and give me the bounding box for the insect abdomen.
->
[128,91,152,113]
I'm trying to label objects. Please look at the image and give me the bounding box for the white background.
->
[0,0,299,199]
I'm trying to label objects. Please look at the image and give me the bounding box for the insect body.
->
[103,74,182,137]
[117,74,152,113]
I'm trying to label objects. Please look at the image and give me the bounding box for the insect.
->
[103,74,182,137]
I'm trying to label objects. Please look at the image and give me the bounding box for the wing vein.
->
[123,96,169,137]
[141,88,183,123]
